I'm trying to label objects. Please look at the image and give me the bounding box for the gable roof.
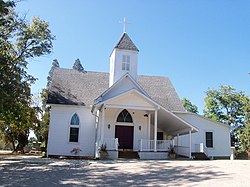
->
[114,33,139,52]
[173,111,230,129]
[138,75,185,111]
[47,68,185,112]
[95,88,159,110]
[95,73,149,103]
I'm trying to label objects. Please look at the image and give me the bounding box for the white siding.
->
[107,92,155,109]
[109,48,138,87]
[47,105,96,157]
[104,76,143,102]
[176,113,231,157]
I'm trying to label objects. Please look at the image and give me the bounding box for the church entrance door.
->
[115,125,134,150]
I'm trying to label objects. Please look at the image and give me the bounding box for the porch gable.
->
[103,89,157,110]
[95,73,149,104]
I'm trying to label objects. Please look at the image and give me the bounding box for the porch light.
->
[108,124,110,129]
[144,114,148,117]
[139,126,142,131]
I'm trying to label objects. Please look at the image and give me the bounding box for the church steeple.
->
[109,32,139,87]
[114,32,139,52]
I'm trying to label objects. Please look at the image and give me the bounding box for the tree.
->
[237,97,250,155]
[237,122,250,155]
[204,86,247,128]
[182,97,198,114]
[73,58,85,72]
[203,85,249,146]
[0,0,15,16]
[32,89,50,150]
[0,2,54,152]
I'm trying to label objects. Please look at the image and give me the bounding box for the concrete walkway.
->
[0,155,250,186]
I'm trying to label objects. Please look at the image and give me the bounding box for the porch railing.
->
[139,139,172,152]
[195,143,208,156]
[103,138,118,151]
[175,146,190,157]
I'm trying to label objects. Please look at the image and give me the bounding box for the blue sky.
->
[16,0,250,113]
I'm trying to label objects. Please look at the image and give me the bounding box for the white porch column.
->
[189,130,192,159]
[101,106,105,143]
[147,114,151,151]
[154,110,158,152]
[95,110,100,158]
[96,110,101,141]
[147,114,151,140]
[177,133,179,155]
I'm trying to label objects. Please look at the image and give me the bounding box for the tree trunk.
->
[45,138,48,151]
[11,140,16,152]
[246,150,250,159]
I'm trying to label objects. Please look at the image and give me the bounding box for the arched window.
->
[71,113,79,125]
[117,109,133,123]
[69,113,80,142]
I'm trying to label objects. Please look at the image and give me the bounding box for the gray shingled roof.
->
[114,33,139,51]
[47,68,185,112]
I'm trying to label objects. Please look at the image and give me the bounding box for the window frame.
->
[116,109,133,123]
[205,131,214,148]
[69,127,79,143]
[122,55,130,71]
[68,113,80,143]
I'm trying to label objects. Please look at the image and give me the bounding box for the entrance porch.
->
[93,88,198,159]
[95,106,198,159]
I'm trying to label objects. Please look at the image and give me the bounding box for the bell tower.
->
[109,32,139,87]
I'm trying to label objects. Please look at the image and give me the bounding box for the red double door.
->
[115,125,134,149]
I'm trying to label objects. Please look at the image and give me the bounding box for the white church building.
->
[47,31,231,160]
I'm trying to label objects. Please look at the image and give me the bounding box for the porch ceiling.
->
[156,108,198,136]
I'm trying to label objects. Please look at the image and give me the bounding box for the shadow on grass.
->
[0,156,229,186]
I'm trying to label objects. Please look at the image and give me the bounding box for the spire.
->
[114,32,139,51]
[123,17,127,33]
[119,17,129,33]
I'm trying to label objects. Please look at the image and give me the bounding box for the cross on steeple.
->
[123,17,127,33]
[120,17,129,33]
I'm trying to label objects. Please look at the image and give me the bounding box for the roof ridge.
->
[55,68,171,78]
[138,74,170,79]
[55,68,109,74]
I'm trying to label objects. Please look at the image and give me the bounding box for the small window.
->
[69,113,80,142]
[122,63,126,70]
[122,55,130,71]
[205,132,213,148]
[126,62,130,71]
[117,109,133,123]
[69,127,79,142]
[126,56,130,62]
[122,55,126,62]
